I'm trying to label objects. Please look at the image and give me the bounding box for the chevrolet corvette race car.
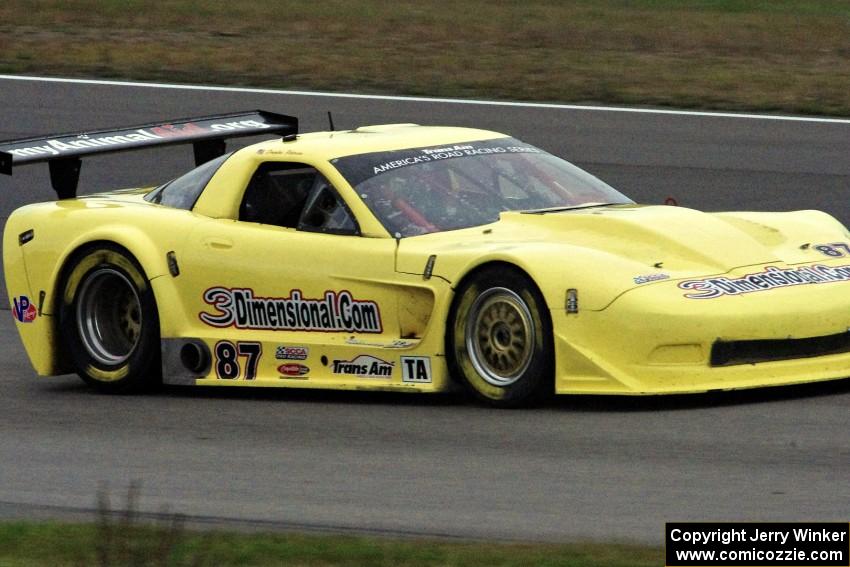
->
[4,110,850,407]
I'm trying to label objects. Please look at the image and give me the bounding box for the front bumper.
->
[552,267,850,394]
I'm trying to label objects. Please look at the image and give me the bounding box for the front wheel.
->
[448,267,553,408]
[58,245,161,393]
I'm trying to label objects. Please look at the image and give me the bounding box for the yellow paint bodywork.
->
[5,125,850,395]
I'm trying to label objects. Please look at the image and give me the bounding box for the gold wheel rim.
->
[465,287,535,387]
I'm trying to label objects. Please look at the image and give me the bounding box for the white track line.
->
[2,74,850,125]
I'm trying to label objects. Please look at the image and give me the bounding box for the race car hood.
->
[396,204,850,310]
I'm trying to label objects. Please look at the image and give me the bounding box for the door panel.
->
[174,218,409,384]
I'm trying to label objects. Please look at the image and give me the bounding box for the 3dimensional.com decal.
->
[679,263,850,299]
[199,287,382,333]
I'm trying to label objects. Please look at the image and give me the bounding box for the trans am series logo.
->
[332,355,394,378]
[12,296,36,323]
[679,263,850,299]
[199,287,382,333]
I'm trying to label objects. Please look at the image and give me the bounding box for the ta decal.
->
[401,357,432,383]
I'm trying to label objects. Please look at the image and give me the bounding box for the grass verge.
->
[1,1,849,115]
[0,484,661,566]
[0,523,661,567]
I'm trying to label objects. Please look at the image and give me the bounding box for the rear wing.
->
[0,110,297,199]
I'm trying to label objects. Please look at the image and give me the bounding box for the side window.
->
[145,152,231,210]
[297,177,359,235]
[239,163,314,228]
[238,162,359,235]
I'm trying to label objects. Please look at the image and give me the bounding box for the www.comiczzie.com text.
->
[666,522,849,566]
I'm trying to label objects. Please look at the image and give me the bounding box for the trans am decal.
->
[332,355,394,378]
[200,288,382,333]
[679,263,850,299]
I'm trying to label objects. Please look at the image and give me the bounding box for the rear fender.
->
[14,225,174,376]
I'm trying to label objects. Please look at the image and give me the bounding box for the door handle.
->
[204,237,233,250]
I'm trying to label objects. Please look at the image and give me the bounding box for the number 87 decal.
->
[815,243,850,257]
[215,341,262,380]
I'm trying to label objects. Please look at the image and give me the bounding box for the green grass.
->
[1,1,849,115]
[0,521,661,567]
[0,485,662,566]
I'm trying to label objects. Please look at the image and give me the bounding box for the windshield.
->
[331,137,632,237]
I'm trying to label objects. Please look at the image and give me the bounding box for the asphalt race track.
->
[0,76,848,543]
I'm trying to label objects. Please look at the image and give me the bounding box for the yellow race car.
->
[4,110,850,407]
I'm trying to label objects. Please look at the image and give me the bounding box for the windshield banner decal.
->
[331,137,540,187]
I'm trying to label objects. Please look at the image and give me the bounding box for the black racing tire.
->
[58,244,161,394]
[447,266,554,408]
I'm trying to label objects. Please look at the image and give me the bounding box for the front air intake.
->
[711,331,850,366]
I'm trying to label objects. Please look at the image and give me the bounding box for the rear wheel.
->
[58,245,161,393]
[448,266,553,408]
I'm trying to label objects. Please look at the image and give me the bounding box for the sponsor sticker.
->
[679,263,850,299]
[12,296,36,323]
[275,345,309,360]
[345,337,416,349]
[401,356,432,383]
[199,287,382,333]
[5,119,271,160]
[633,273,670,285]
[332,355,394,378]
[277,363,310,377]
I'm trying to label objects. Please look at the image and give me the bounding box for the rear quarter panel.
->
[4,196,203,375]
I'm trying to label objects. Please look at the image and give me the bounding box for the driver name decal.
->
[679,264,850,299]
[200,287,382,333]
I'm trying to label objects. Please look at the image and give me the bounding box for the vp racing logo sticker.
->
[199,288,382,333]
[679,263,850,299]
[12,296,36,323]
